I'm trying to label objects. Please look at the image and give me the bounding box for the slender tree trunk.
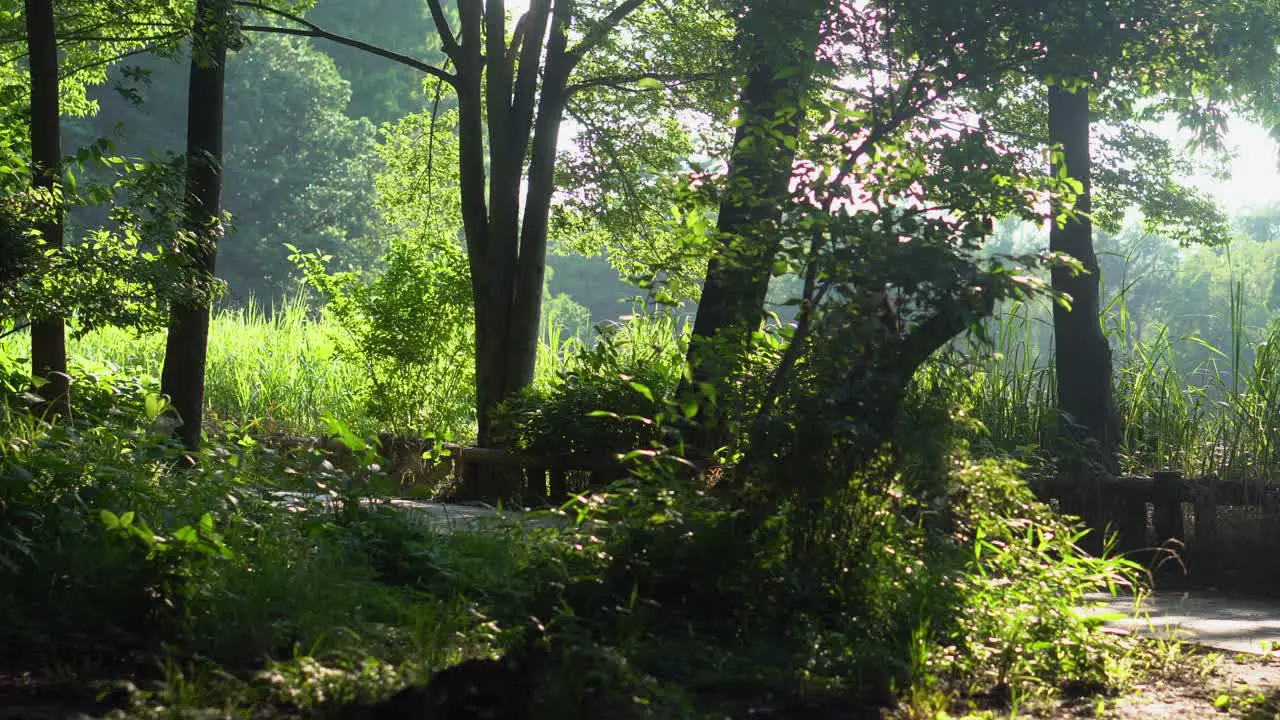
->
[160,0,228,450]
[1047,83,1120,472]
[440,0,641,499]
[508,10,571,392]
[454,0,574,500]
[25,0,69,418]
[682,0,826,449]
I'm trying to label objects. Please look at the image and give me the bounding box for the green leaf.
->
[324,415,367,452]
[635,76,664,90]
[143,394,171,422]
[628,381,654,402]
[681,399,699,419]
[99,509,120,529]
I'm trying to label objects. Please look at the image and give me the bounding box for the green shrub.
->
[493,315,685,458]
[290,239,476,437]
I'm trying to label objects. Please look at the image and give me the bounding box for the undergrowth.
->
[0,351,1154,719]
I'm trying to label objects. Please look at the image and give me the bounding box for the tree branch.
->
[511,0,552,151]
[55,31,186,45]
[566,70,722,95]
[896,283,995,373]
[233,0,455,84]
[57,43,174,81]
[569,0,646,58]
[425,0,461,60]
[239,25,455,84]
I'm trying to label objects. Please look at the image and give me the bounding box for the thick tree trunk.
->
[160,0,228,450]
[1047,84,1120,472]
[682,0,826,449]
[25,0,69,418]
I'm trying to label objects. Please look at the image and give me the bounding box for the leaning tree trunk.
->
[682,0,826,453]
[1047,83,1120,470]
[160,0,228,450]
[25,0,70,418]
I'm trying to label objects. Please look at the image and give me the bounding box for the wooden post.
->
[521,466,547,506]
[1193,475,1218,582]
[1114,478,1149,556]
[549,467,567,505]
[1151,471,1184,548]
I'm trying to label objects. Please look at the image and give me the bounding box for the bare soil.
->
[1037,647,1280,720]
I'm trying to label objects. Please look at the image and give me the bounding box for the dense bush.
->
[492,314,686,458]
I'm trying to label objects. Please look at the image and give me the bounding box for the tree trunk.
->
[25,0,69,418]
[1048,83,1120,473]
[159,0,228,450]
[682,0,826,450]
[508,10,571,392]
[453,0,575,500]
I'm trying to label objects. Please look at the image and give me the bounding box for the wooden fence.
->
[263,432,629,505]
[442,442,629,504]
[267,432,1280,591]
[1035,472,1280,593]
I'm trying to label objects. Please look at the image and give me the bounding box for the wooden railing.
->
[261,432,628,505]
[1033,471,1280,592]
[443,443,629,504]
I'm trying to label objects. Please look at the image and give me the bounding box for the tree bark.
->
[451,0,583,500]
[508,7,571,392]
[25,0,70,418]
[682,0,826,450]
[1047,83,1120,472]
[159,0,228,450]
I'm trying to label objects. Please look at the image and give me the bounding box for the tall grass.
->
[945,284,1280,481]
[1,297,689,439]
[3,296,367,435]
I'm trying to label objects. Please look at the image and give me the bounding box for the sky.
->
[1178,118,1280,214]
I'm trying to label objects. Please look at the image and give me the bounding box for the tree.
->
[236,0,732,496]
[24,0,69,417]
[0,0,194,346]
[159,0,229,450]
[682,0,829,451]
[1030,0,1280,474]
[68,34,384,304]
[1047,82,1120,470]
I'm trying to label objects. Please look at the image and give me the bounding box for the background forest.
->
[4,0,1280,719]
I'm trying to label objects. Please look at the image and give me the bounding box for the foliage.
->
[493,312,687,458]
[303,0,454,124]
[68,33,385,303]
[0,135,212,337]
[289,105,474,436]
[291,240,474,436]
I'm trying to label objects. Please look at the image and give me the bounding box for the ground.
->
[2,645,1277,719]
[989,646,1280,720]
